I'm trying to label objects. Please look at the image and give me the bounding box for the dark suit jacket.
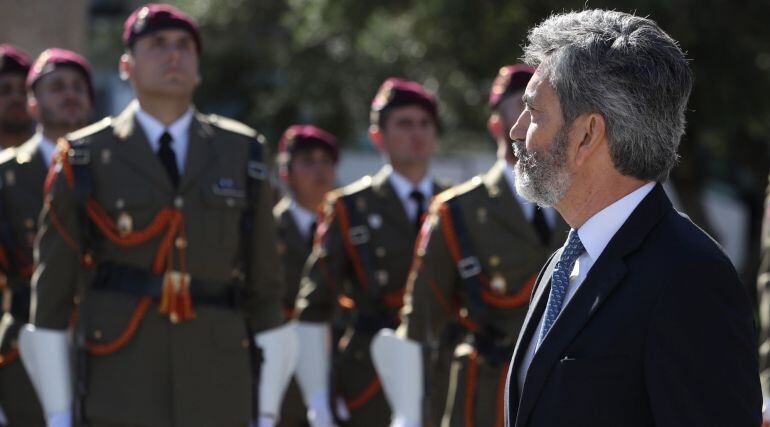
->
[504,184,761,427]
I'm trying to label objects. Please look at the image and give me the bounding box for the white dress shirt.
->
[134,102,194,174]
[38,134,57,168]
[517,181,655,394]
[502,162,558,228]
[289,199,318,240]
[386,165,434,223]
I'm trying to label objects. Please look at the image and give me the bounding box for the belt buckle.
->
[457,256,481,279]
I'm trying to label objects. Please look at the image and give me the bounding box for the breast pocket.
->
[200,183,247,248]
[99,191,158,231]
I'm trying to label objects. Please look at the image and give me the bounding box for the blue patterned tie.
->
[537,229,584,348]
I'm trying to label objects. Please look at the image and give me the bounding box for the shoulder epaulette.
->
[0,148,17,167]
[341,175,374,197]
[65,117,112,142]
[207,114,262,141]
[433,175,484,206]
[273,197,291,218]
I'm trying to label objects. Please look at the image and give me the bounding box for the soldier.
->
[295,78,447,427]
[0,44,34,151]
[18,4,296,427]
[371,65,568,427]
[0,47,93,427]
[273,125,338,427]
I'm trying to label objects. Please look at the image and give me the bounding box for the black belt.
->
[10,286,31,321]
[353,312,399,336]
[92,263,242,309]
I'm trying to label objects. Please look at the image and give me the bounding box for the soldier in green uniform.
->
[0,44,33,151]
[295,78,447,427]
[372,65,568,427]
[0,47,93,427]
[273,125,338,427]
[18,4,297,427]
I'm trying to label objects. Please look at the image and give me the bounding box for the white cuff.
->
[48,410,72,427]
[18,325,72,418]
[763,397,770,421]
[254,322,299,418]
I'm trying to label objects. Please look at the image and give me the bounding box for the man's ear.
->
[369,124,383,150]
[487,113,502,138]
[572,113,606,167]
[118,53,132,82]
[27,96,39,120]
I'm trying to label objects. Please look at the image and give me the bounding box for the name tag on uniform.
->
[211,178,245,198]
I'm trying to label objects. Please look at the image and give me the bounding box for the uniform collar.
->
[134,102,194,152]
[386,164,434,201]
[288,199,317,238]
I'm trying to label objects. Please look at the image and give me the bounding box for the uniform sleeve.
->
[243,146,285,333]
[645,254,761,425]
[400,206,458,347]
[295,197,346,323]
[31,149,82,330]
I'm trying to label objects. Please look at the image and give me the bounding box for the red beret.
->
[279,125,339,163]
[123,4,202,54]
[370,78,438,125]
[27,48,94,102]
[489,64,535,109]
[0,44,31,76]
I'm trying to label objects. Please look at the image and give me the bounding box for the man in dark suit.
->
[504,9,761,427]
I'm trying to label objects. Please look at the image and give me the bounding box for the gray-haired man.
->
[505,9,760,427]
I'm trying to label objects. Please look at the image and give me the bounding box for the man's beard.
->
[511,127,571,207]
[39,103,88,134]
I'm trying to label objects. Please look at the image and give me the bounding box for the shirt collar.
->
[387,165,434,201]
[576,181,656,261]
[289,199,318,238]
[38,133,57,168]
[134,103,194,149]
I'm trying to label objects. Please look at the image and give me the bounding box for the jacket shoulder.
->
[65,117,113,144]
[430,175,485,212]
[340,175,375,198]
[206,114,265,143]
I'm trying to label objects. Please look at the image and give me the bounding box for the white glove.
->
[763,398,770,423]
[254,323,299,420]
[251,415,276,427]
[306,390,336,427]
[47,410,72,427]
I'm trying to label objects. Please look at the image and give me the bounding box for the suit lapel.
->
[514,184,673,426]
[484,161,542,246]
[179,113,218,193]
[112,103,174,192]
[372,166,414,235]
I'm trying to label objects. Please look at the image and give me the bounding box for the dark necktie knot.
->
[157,131,180,188]
[409,189,426,231]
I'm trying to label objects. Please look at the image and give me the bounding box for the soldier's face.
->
[0,73,33,133]
[123,29,199,99]
[509,70,572,207]
[496,90,526,164]
[30,68,92,133]
[286,148,336,210]
[378,105,437,169]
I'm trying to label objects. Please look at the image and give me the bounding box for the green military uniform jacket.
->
[296,166,446,427]
[273,196,311,427]
[32,102,285,427]
[0,135,47,426]
[401,160,567,427]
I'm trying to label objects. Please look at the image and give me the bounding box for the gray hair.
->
[523,9,692,181]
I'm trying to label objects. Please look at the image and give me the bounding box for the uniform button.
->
[174,197,184,208]
[115,198,125,209]
[241,338,250,349]
[226,198,236,207]
[375,247,386,258]
[175,237,188,249]
[24,218,34,228]
[93,330,103,340]
[489,256,500,267]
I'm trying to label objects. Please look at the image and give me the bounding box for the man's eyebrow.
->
[522,93,533,106]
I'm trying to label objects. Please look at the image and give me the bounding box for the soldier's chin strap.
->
[371,329,424,427]
[295,321,338,427]
[254,322,299,425]
[18,325,73,427]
